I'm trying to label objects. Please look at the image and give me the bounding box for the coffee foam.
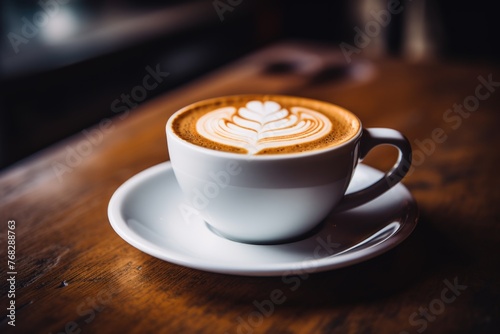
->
[171,95,360,155]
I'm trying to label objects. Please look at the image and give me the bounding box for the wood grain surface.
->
[1,42,499,334]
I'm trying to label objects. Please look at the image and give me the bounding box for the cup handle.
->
[335,128,412,212]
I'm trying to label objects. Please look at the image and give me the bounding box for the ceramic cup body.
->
[166,97,411,244]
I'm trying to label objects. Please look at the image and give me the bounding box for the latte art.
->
[170,95,360,155]
[196,100,332,154]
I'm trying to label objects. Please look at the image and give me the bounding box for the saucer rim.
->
[108,162,418,276]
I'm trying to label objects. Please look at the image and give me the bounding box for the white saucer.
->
[108,162,418,276]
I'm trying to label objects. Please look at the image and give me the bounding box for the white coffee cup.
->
[166,96,412,244]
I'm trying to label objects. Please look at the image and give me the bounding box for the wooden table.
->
[1,42,499,333]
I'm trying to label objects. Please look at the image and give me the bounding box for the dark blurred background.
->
[1,0,499,169]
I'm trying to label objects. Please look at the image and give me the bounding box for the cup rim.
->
[166,95,363,161]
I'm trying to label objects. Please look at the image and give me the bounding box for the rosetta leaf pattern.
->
[196,100,332,154]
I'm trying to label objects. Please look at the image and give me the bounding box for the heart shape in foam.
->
[196,100,332,154]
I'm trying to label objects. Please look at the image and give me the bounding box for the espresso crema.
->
[171,95,360,155]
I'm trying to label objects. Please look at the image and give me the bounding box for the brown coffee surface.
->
[170,95,360,155]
